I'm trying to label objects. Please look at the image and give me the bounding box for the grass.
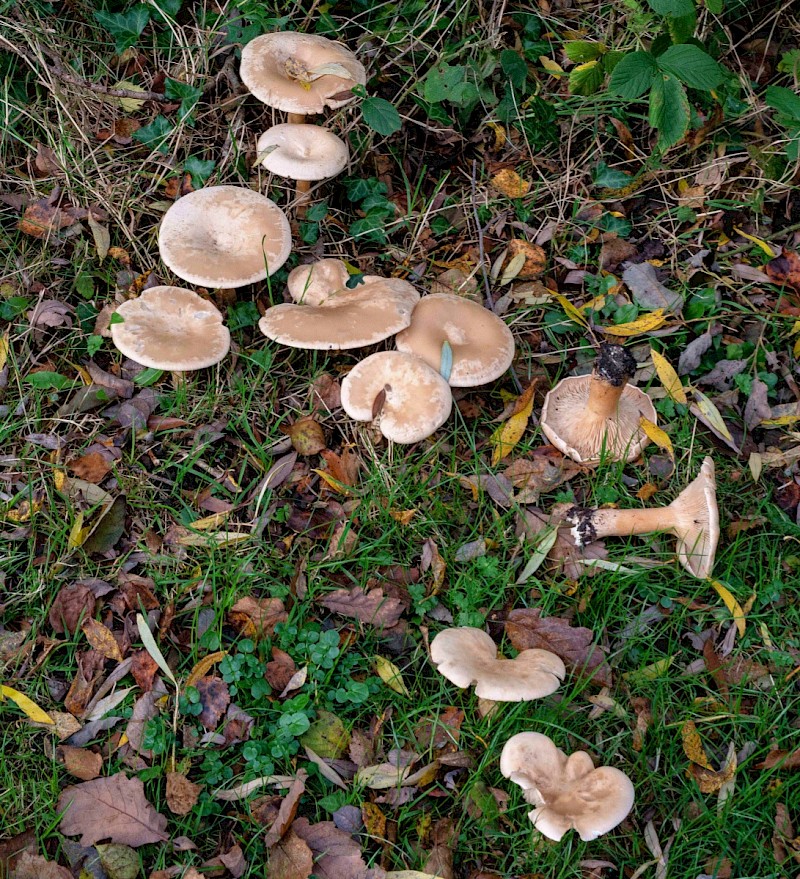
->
[2,0,800,877]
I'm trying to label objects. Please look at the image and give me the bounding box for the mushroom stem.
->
[294,178,311,219]
[568,505,676,543]
[171,370,186,389]
[585,343,637,420]
[287,113,307,125]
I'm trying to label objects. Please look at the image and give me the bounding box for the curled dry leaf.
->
[166,771,202,815]
[229,596,288,640]
[195,676,231,729]
[319,586,404,629]
[57,772,168,846]
[264,770,308,847]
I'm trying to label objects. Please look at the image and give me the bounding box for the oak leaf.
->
[267,830,314,879]
[228,596,287,639]
[319,586,403,629]
[291,819,369,879]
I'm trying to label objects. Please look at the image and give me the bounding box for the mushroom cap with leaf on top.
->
[287,259,352,306]
[158,186,292,289]
[259,276,419,350]
[257,124,349,181]
[394,293,515,387]
[240,32,366,115]
[340,351,452,444]
[430,627,565,702]
[500,732,635,842]
[110,286,230,371]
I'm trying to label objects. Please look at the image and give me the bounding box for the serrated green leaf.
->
[766,86,800,122]
[649,73,690,148]
[608,51,658,100]
[647,0,695,15]
[668,10,697,43]
[658,44,723,90]
[500,49,528,90]
[23,371,74,390]
[565,41,605,63]
[569,59,605,95]
[361,96,402,135]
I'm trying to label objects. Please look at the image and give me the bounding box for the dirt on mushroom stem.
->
[586,343,637,419]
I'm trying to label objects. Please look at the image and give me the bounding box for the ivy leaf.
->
[649,73,690,149]
[184,156,215,188]
[569,60,605,96]
[94,6,150,54]
[361,97,402,136]
[164,78,202,123]
[132,116,174,154]
[608,51,658,100]
[658,44,724,90]
[500,49,529,91]
[593,162,633,188]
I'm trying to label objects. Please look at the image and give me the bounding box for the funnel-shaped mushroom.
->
[110,286,230,383]
[340,351,452,443]
[430,627,564,701]
[565,457,719,578]
[288,259,352,306]
[158,186,292,288]
[540,344,656,464]
[395,293,515,387]
[500,732,634,842]
[259,275,419,350]
[240,32,366,117]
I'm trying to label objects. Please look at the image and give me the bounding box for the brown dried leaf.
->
[283,417,326,456]
[57,773,168,846]
[57,745,103,781]
[319,448,361,487]
[166,771,202,816]
[49,583,96,635]
[757,749,800,771]
[195,676,230,729]
[10,852,71,879]
[81,618,123,663]
[765,248,800,293]
[423,817,456,879]
[130,650,159,693]
[268,830,313,879]
[266,647,297,692]
[264,770,308,847]
[505,607,612,687]
[361,802,386,840]
[681,720,713,770]
[291,819,369,879]
[69,452,112,484]
[319,586,403,629]
[64,664,95,717]
[505,239,547,279]
[228,596,288,640]
[420,539,447,594]
[491,169,530,199]
[18,199,83,238]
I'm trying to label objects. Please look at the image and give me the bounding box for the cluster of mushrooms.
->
[430,627,635,842]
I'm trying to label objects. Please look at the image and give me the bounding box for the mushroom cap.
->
[669,456,719,579]
[110,286,230,371]
[287,259,352,306]
[500,732,634,842]
[340,351,452,444]
[257,124,349,181]
[540,375,656,463]
[158,186,292,288]
[259,277,419,350]
[240,32,366,114]
[430,627,565,702]
[395,293,515,387]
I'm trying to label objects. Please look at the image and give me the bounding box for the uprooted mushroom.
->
[540,343,656,464]
[430,627,565,701]
[500,732,635,842]
[564,456,719,578]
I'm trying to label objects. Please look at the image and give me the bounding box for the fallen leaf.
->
[491,169,530,199]
[490,383,535,465]
[58,772,168,846]
[57,744,103,780]
[710,580,746,637]
[95,843,139,879]
[757,749,800,771]
[292,818,369,879]
[283,417,326,456]
[692,389,734,442]
[49,583,96,635]
[681,720,713,770]
[18,198,85,238]
[264,771,307,847]
[69,452,112,483]
[505,607,612,687]
[319,586,404,629]
[300,711,350,759]
[184,650,228,690]
[361,802,386,840]
[9,852,71,879]
[228,596,288,640]
[603,309,667,336]
[166,772,202,815]
[691,740,737,794]
[504,239,546,279]
[265,647,298,693]
[765,247,800,293]
[130,650,160,693]
[267,830,313,879]
[195,676,230,729]
[640,417,673,458]
[516,504,608,580]
[375,656,410,696]
[622,263,683,314]
[82,618,123,663]
[650,349,687,404]
[1,684,55,725]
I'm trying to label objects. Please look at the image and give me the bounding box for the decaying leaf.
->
[57,744,103,781]
[166,771,202,815]
[765,247,800,293]
[195,676,230,729]
[490,383,535,465]
[267,830,313,879]
[264,770,308,847]
[319,586,404,629]
[491,169,531,199]
[291,818,369,879]
[516,504,608,580]
[228,596,288,640]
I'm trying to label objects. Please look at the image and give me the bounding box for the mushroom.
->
[240,32,366,119]
[564,456,719,579]
[259,275,419,350]
[500,732,635,842]
[430,627,565,701]
[540,343,656,464]
[340,351,452,443]
[110,285,230,386]
[287,258,352,306]
[394,293,515,387]
[257,123,349,212]
[158,185,292,289]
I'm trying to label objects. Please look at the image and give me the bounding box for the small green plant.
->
[94,1,182,53]
[343,177,399,244]
[765,86,800,161]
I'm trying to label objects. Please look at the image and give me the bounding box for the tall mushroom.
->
[109,286,230,386]
[340,351,452,444]
[158,186,292,289]
[394,293,515,386]
[500,732,635,842]
[430,627,565,701]
[540,343,656,464]
[564,456,719,578]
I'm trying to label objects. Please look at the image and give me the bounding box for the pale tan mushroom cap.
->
[287,259,352,305]
[257,124,349,180]
[395,293,515,387]
[500,732,634,842]
[259,278,419,350]
[110,286,230,371]
[540,375,656,464]
[430,627,565,701]
[669,456,719,579]
[240,32,366,114]
[159,186,292,288]
[340,351,452,443]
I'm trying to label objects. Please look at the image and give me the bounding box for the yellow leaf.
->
[604,309,666,337]
[0,330,8,373]
[539,56,564,74]
[794,337,800,359]
[4,497,43,523]
[82,618,123,662]
[622,655,674,683]
[190,511,230,531]
[185,651,228,689]
[551,291,589,328]
[760,415,800,427]
[499,251,527,285]
[111,81,147,112]
[375,656,409,697]
[1,684,55,725]
[692,389,734,442]
[389,509,417,525]
[491,169,531,199]
[313,469,353,495]
[68,511,91,548]
[693,742,737,794]
[681,719,713,769]
[710,580,746,637]
[639,416,673,458]
[490,383,535,465]
[53,469,66,490]
[732,226,778,258]
[650,348,687,404]
[486,121,506,149]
